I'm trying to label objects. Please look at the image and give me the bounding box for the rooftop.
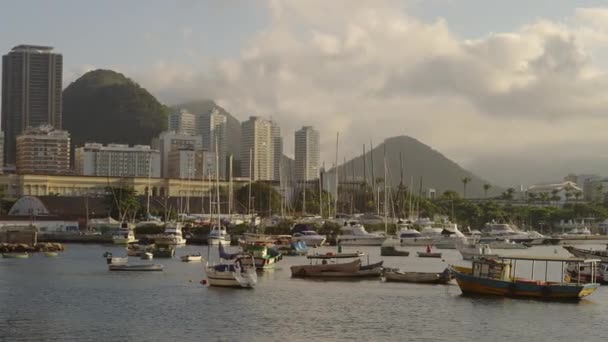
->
[11,45,55,52]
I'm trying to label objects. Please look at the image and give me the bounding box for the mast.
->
[146,151,152,217]
[384,150,388,235]
[370,139,375,214]
[302,179,306,215]
[417,176,423,219]
[228,154,233,221]
[363,144,367,187]
[215,136,221,226]
[351,155,355,215]
[334,133,339,218]
[201,152,205,215]
[248,148,253,218]
[319,168,323,218]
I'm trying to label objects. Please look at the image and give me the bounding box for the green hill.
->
[63,69,168,149]
[332,136,501,198]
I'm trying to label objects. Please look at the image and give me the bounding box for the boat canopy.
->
[219,243,240,260]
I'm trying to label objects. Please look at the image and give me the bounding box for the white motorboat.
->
[559,227,592,238]
[336,221,386,246]
[457,243,497,260]
[204,245,257,288]
[207,225,230,245]
[103,252,128,265]
[140,252,153,260]
[478,237,528,249]
[181,254,203,262]
[154,222,187,245]
[399,223,469,248]
[484,223,541,244]
[292,230,326,247]
[112,224,137,245]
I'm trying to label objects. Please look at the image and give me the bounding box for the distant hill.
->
[63,69,168,149]
[331,136,500,198]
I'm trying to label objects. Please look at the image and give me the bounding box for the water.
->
[1,244,608,341]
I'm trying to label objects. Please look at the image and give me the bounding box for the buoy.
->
[201,279,208,285]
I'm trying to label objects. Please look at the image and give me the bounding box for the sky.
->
[2,0,608,186]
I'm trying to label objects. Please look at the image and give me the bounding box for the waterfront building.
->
[2,45,63,166]
[16,125,70,175]
[526,181,582,204]
[167,148,215,180]
[152,131,202,178]
[197,107,242,179]
[583,177,608,202]
[241,116,275,181]
[294,126,320,182]
[168,109,196,136]
[74,143,160,178]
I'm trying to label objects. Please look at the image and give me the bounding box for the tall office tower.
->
[240,116,274,181]
[197,107,241,179]
[74,143,161,178]
[271,121,282,181]
[16,125,70,175]
[151,131,202,178]
[294,126,320,181]
[2,45,63,166]
[168,109,196,135]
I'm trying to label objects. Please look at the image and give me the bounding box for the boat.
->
[417,245,442,258]
[181,254,203,262]
[276,241,309,256]
[150,244,175,258]
[140,252,153,260]
[207,225,230,245]
[477,237,528,250]
[336,221,386,246]
[291,224,326,247]
[204,243,257,288]
[126,244,150,257]
[384,268,452,284]
[450,256,600,301]
[103,252,128,265]
[484,223,542,245]
[2,252,29,259]
[109,264,163,271]
[240,245,282,270]
[566,262,608,284]
[563,245,608,262]
[457,243,497,261]
[112,224,137,245]
[290,252,383,279]
[559,227,592,238]
[154,222,186,245]
[380,246,410,256]
[44,252,59,257]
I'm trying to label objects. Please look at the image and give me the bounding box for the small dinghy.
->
[108,264,163,271]
[417,245,442,258]
[2,252,29,259]
[181,254,203,262]
[103,252,128,265]
[385,268,452,284]
[44,252,59,257]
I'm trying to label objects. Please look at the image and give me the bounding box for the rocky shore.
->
[0,242,65,253]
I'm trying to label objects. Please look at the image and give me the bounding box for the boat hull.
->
[109,264,163,271]
[291,260,383,278]
[417,252,442,258]
[207,237,231,246]
[181,255,202,262]
[2,253,29,259]
[336,237,386,246]
[450,266,598,301]
[563,246,608,262]
[205,266,257,288]
[385,271,450,284]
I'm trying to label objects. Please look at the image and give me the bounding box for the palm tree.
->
[550,189,560,203]
[527,192,538,203]
[574,191,582,202]
[539,192,549,205]
[483,184,491,198]
[461,177,472,199]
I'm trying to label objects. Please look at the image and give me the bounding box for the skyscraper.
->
[2,45,63,166]
[151,131,202,178]
[241,116,274,181]
[168,109,196,135]
[198,107,241,179]
[272,121,283,181]
[16,125,70,175]
[294,126,320,181]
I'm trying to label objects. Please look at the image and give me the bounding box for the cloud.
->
[117,3,608,183]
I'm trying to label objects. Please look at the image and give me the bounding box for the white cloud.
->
[116,3,608,183]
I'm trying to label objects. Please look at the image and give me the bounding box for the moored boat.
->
[112,224,137,245]
[336,221,386,246]
[450,256,600,301]
[384,268,452,284]
[150,244,175,258]
[207,225,230,245]
[109,264,163,271]
[457,243,497,261]
[181,254,203,262]
[240,245,282,270]
[290,252,383,279]
[563,245,608,262]
[140,252,153,260]
[204,243,257,288]
[44,252,59,257]
[380,246,410,257]
[154,222,186,245]
[2,252,29,259]
[103,252,128,265]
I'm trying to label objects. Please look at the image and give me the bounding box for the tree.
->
[527,192,538,203]
[550,189,561,203]
[235,181,281,217]
[105,186,140,221]
[461,177,472,199]
[574,191,582,202]
[483,184,491,198]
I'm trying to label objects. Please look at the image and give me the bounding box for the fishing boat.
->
[380,246,410,256]
[44,252,59,257]
[416,245,442,258]
[150,244,175,258]
[181,254,203,262]
[140,252,153,260]
[240,245,282,270]
[2,252,29,259]
[108,264,163,271]
[204,243,257,288]
[563,245,608,262]
[207,225,230,245]
[384,268,452,284]
[450,256,600,301]
[103,252,128,265]
[291,223,326,247]
[336,221,386,246]
[457,243,497,260]
[290,252,383,279]
[566,262,608,284]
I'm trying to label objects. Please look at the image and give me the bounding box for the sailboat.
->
[204,243,257,288]
[207,138,230,245]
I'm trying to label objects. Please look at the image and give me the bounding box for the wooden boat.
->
[290,252,383,279]
[108,264,163,271]
[44,252,59,257]
[140,252,153,260]
[181,254,203,262]
[239,245,282,270]
[563,245,608,262]
[385,269,452,284]
[450,256,600,301]
[381,246,410,257]
[2,252,29,259]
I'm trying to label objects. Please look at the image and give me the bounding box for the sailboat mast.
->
[146,151,152,216]
[334,133,339,218]
[370,139,375,214]
[384,151,388,234]
[248,148,253,217]
[228,154,233,220]
[215,137,220,226]
[319,169,323,218]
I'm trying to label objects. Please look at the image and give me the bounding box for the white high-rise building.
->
[198,108,228,178]
[152,131,202,178]
[167,149,215,180]
[294,126,320,181]
[272,122,282,181]
[168,109,196,135]
[241,116,275,181]
[75,143,161,178]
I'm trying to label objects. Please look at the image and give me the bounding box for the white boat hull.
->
[205,266,257,288]
[337,237,386,246]
[293,236,326,247]
[207,237,231,245]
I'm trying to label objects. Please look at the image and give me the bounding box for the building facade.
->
[167,149,216,180]
[294,126,320,181]
[197,107,242,179]
[16,126,70,175]
[74,143,160,178]
[272,122,282,181]
[152,131,202,178]
[2,45,63,166]
[241,116,275,181]
[168,109,196,136]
